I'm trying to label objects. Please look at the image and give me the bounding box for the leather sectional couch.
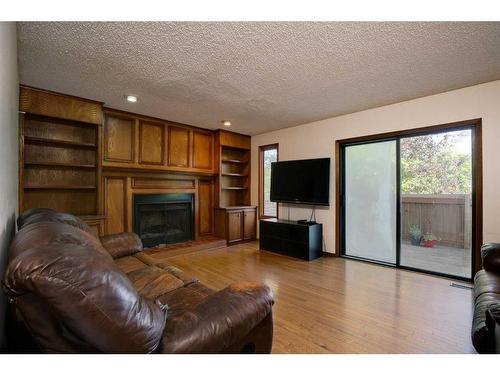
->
[3,208,274,353]
[472,243,500,353]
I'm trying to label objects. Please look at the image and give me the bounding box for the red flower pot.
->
[422,239,437,248]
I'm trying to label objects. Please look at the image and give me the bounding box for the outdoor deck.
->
[400,241,471,278]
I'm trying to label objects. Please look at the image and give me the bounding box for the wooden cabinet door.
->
[198,179,214,235]
[104,177,128,234]
[227,210,243,243]
[139,121,165,165]
[192,130,213,170]
[167,125,190,167]
[243,208,256,240]
[104,114,135,163]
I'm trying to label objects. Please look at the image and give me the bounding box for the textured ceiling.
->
[17,22,500,135]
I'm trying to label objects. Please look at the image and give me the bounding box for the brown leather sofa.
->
[472,243,500,353]
[3,208,274,353]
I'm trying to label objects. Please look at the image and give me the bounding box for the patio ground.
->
[401,241,471,279]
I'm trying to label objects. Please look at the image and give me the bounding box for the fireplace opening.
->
[133,193,194,248]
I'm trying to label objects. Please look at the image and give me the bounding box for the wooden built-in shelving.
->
[24,136,97,149]
[24,185,97,190]
[19,87,102,218]
[24,161,96,169]
[221,173,247,177]
[221,159,248,164]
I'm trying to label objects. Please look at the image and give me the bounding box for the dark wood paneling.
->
[19,89,101,217]
[192,130,213,170]
[227,210,243,243]
[168,125,190,167]
[20,86,103,125]
[104,114,135,163]
[80,216,105,236]
[132,177,195,190]
[139,121,165,165]
[198,179,214,235]
[104,176,127,234]
[243,208,256,240]
[24,190,97,216]
[218,129,251,150]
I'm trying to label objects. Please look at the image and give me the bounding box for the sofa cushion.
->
[115,254,194,299]
[134,252,198,285]
[18,210,97,238]
[157,282,214,317]
[472,291,498,353]
[4,243,166,353]
[16,208,56,229]
[100,232,143,259]
[159,282,274,353]
[482,243,500,272]
[9,221,109,262]
[114,255,148,273]
[474,270,500,298]
[126,265,184,300]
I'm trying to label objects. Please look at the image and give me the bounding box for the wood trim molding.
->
[334,140,341,257]
[258,143,279,219]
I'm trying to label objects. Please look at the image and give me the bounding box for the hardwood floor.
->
[157,240,475,354]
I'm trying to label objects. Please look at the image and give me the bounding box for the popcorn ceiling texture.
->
[17,22,500,135]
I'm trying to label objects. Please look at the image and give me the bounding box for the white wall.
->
[0,22,19,350]
[251,80,500,254]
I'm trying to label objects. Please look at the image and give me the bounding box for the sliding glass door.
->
[399,129,472,279]
[344,140,397,264]
[340,123,477,280]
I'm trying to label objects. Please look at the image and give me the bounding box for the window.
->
[259,144,279,218]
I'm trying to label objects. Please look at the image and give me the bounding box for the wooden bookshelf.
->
[213,130,256,245]
[24,136,97,149]
[19,87,103,219]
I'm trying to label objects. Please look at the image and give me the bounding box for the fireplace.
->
[133,193,194,248]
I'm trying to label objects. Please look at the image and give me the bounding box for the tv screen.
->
[270,158,330,206]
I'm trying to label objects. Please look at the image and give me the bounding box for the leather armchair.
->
[472,243,500,353]
[481,243,500,272]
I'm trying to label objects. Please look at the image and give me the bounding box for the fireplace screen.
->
[133,194,194,248]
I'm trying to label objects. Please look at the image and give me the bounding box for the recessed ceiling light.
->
[222,120,231,127]
[125,95,138,103]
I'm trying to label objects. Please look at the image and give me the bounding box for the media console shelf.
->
[259,218,323,261]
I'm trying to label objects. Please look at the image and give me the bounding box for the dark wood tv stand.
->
[259,218,323,261]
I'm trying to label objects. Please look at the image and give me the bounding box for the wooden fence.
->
[401,194,471,249]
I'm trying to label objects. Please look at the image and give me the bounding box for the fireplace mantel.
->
[103,170,214,240]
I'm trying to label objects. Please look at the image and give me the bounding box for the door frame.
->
[335,119,482,281]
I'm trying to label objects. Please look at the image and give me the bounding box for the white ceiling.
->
[17,22,500,135]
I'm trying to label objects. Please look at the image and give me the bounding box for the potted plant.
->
[422,233,437,248]
[408,224,422,246]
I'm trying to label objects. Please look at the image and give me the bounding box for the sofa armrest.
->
[486,303,500,353]
[99,232,143,259]
[160,282,274,353]
[481,243,500,271]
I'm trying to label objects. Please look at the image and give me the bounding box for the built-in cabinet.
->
[18,86,105,234]
[103,109,214,174]
[213,130,257,245]
[215,206,257,244]
[102,172,214,239]
[18,87,252,244]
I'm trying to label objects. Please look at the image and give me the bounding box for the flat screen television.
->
[270,157,330,206]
